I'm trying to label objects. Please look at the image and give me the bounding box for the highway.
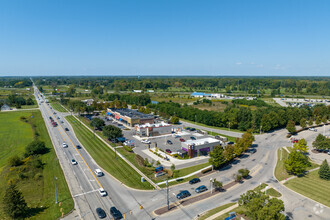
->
[32,83,330,220]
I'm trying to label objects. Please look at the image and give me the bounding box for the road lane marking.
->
[73,189,98,198]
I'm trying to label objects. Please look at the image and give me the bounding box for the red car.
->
[291,138,299,143]
[179,138,185,142]
[166,149,172,153]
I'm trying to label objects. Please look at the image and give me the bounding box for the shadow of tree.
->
[25,206,47,218]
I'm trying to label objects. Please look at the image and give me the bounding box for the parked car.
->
[65,128,69,131]
[110,207,122,220]
[195,185,208,193]
[57,117,60,119]
[166,149,172,153]
[62,143,68,148]
[60,121,64,123]
[96,207,106,219]
[190,136,196,140]
[308,128,317,132]
[71,159,77,165]
[174,135,181,138]
[99,188,107,196]
[76,145,81,149]
[167,140,173,145]
[227,141,234,145]
[179,138,185,142]
[185,127,191,131]
[176,190,191,199]
[190,128,196,131]
[189,178,200,184]
[141,139,151,144]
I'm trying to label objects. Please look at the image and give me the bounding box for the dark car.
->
[195,185,208,193]
[76,145,81,149]
[189,178,200,184]
[190,136,196,140]
[96,207,106,219]
[166,149,172,153]
[167,140,173,145]
[250,148,257,154]
[110,207,122,220]
[65,128,69,131]
[190,128,196,131]
[185,127,191,131]
[179,138,185,142]
[176,190,191,199]
[227,141,234,145]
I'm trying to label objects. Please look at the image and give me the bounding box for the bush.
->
[238,168,250,178]
[25,140,48,157]
[8,155,23,167]
[135,154,145,167]
[234,174,243,182]
[123,145,133,152]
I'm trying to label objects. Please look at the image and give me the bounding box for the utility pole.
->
[55,176,58,204]
[210,178,213,194]
[166,179,169,210]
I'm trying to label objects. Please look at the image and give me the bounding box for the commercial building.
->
[181,137,221,158]
[134,122,172,137]
[107,108,154,127]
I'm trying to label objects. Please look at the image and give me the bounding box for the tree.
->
[318,160,330,180]
[238,168,250,178]
[102,125,122,140]
[171,164,176,172]
[285,150,311,175]
[170,115,179,124]
[239,190,285,220]
[308,117,314,126]
[292,138,309,153]
[315,116,322,125]
[286,120,296,134]
[209,145,226,168]
[321,115,327,124]
[233,173,243,182]
[300,118,307,129]
[8,155,23,167]
[131,104,137,109]
[223,144,235,162]
[312,134,330,150]
[2,183,28,219]
[212,178,223,191]
[90,118,105,130]
[25,140,47,157]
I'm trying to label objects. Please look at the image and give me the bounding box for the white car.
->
[71,159,77,165]
[99,188,107,196]
[141,139,151,144]
[62,143,68,148]
[308,128,317,132]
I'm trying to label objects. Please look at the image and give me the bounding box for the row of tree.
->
[0,95,35,108]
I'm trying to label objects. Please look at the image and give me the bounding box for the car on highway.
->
[110,207,122,219]
[189,178,200,184]
[54,112,56,114]
[99,188,107,197]
[179,138,185,142]
[62,143,68,148]
[96,207,106,219]
[166,149,172,153]
[190,136,196,140]
[60,121,64,123]
[76,145,81,149]
[176,190,191,199]
[94,169,103,177]
[141,139,151,144]
[71,159,77,165]
[167,140,173,145]
[195,185,208,193]
[65,128,69,131]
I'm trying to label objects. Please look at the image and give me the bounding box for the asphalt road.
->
[33,83,330,220]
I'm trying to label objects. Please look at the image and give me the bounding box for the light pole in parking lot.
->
[55,176,58,204]
[166,179,169,210]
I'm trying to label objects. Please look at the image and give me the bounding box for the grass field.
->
[50,102,67,112]
[284,170,330,207]
[200,202,236,220]
[266,188,282,197]
[0,110,73,220]
[65,115,154,190]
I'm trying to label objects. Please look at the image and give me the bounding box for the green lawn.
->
[65,115,154,190]
[0,110,73,220]
[158,174,200,188]
[254,183,268,191]
[275,148,293,181]
[50,102,67,112]
[285,170,330,207]
[214,206,247,220]
[200,203,236,220]
[266,188,282,197]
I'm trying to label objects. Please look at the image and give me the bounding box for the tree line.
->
[148,101,329,132]
[0,94,35,109]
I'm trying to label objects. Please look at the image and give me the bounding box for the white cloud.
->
[236,62,242,65]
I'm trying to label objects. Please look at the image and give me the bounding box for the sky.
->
[0,0,330,76]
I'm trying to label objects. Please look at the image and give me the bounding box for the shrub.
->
[234,174,243,182]
[25,140,48,157]
[156,160,161,166]
[144,158,149,166]
[8,155,23,167]
[123,145,133,152]
[238,168,250,178]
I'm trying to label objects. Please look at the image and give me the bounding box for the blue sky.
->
[0,0,330,76]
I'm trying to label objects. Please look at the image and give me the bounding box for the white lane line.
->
[73,189,98,198]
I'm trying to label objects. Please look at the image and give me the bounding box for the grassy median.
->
[200,202,236,220]
[65,115,154,190]
[50,102,67,112]
[0,110,73,219]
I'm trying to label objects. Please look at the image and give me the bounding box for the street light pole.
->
[166,179,169,210]
[55,176,58,204]
[210,178,213,194]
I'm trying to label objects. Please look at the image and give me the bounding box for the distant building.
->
[81,99,94,106]
[190,92,212,98]
[1,104,11,111]
[135,122,172,137]
[107,108,154,127]
[148,90,154,93]
[181,137,221,158]
[133,90,142,93]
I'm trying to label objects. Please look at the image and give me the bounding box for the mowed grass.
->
[284,170,330,207]
[50,102,67,112]
[65,115,154,190]
[200,202,236,220]
[275,148,293,181]
[0,110,73,219]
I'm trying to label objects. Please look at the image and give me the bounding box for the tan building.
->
[107,108,154,127]
[135,122,172,137]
